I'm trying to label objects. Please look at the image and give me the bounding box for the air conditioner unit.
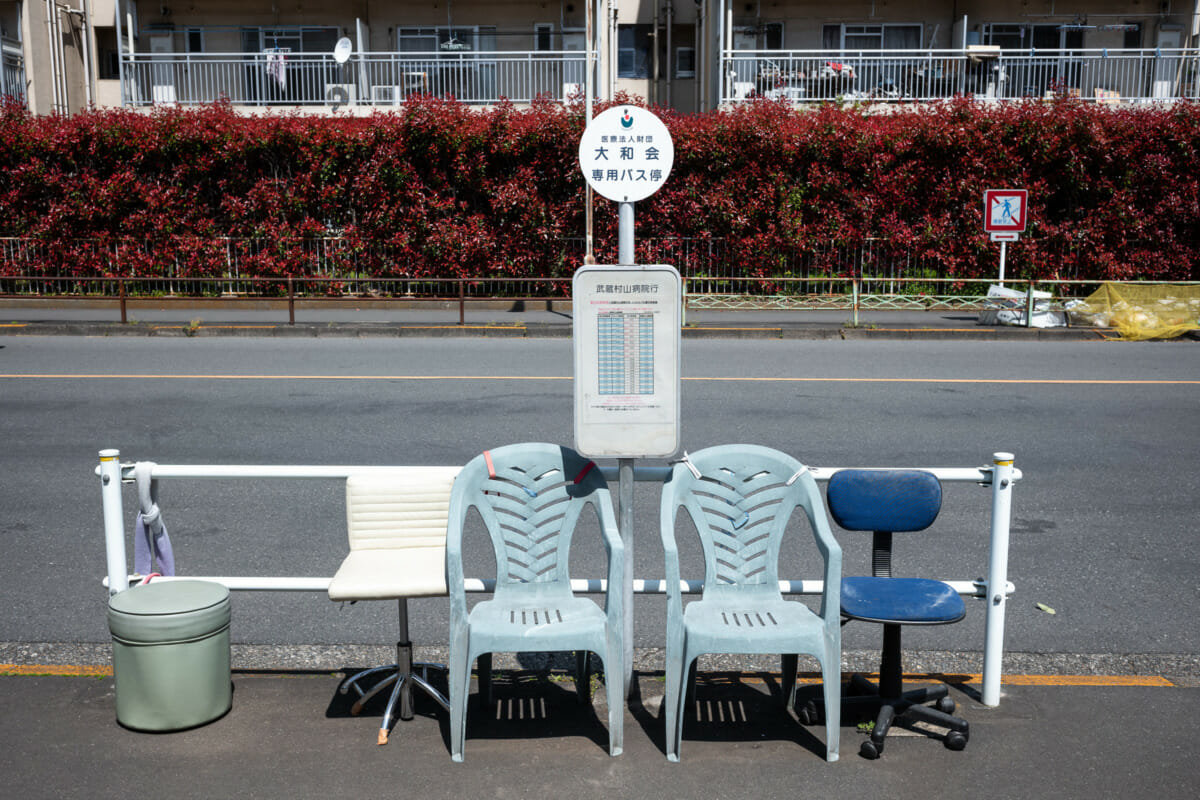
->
[563,83,583,102]
[371,85,401,105]
[324,83,357,106]
[152,85,178,105]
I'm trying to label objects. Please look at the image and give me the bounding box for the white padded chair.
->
[329,468,461,744]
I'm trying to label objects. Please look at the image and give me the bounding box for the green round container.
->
[108,580,231,731]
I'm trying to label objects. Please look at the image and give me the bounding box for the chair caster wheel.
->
[936,696,956,714]
[797,701,819,725]
[945,731,968,751]
[860,739,882,759]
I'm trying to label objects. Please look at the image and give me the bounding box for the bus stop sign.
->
[578,106,675,204]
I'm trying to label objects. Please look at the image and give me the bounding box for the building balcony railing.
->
[120,50,588,108]
[1,37,25,102]
[722,48,1200,104]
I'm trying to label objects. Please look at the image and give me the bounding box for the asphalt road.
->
[1,335,1197,664]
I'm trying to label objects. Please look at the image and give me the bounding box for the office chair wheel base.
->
[796,700,819,726]
[936,696,956,714]
[860,739,883,759]
[944,730,968,751]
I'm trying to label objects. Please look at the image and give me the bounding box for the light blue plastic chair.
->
[659,444,842,762]
[446,443,625,762]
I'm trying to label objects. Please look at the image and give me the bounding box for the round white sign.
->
[578,106,674,203]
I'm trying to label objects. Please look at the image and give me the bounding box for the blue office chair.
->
[825,469,969,759]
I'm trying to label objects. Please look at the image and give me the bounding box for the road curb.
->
[0,321,1118,341]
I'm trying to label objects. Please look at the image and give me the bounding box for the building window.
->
[618,24,652,78]
[982,24,1082,50]
[825,24,921,51]
[244,27,338,54]
[764,22,783,51]
[1122,23,1142,49]
[675,46,695,78]
[535,23,554,51]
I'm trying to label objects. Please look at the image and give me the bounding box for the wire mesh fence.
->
[0,234,1160,305]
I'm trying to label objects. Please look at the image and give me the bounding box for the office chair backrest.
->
[826,469,942,534]
[345,468,461,551]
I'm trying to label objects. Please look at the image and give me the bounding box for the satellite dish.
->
[333,37,353,64]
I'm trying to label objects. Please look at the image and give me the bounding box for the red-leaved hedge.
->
[1,95,1197,283]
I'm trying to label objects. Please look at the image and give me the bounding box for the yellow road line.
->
[2,375,1197,385]
[781,673,1176,687]
[1,664,112,677]
[150,325,280,330]
[0,663,1180,686]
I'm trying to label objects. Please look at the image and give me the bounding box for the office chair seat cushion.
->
[841,576,966,625]
[328,546,447,601]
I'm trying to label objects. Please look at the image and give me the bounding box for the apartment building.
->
[6,1,1198,115]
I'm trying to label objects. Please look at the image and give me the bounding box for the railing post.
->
[1025,280,1035,328]
[852,276,860,327]
[99,449,129,595]
[459,279,466,325]
[287,276,295,325]
[118,277,127,324]
[982,452,1015,707]
[680,277,688,327]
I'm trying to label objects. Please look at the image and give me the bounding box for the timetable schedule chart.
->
[597,312,655,396]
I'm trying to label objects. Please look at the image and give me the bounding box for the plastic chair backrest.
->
[826,469,942,533]
[667,445,824,597]
[450,443,606,599]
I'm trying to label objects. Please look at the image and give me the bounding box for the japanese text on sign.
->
[578,107,675,203]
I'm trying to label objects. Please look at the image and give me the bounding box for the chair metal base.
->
[339,639,451,745]
[842,672,970,759]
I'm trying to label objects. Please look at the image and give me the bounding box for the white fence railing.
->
[723,48,1200,104]
[1,37,24,102]
[97,449,1018,706]
[121,50,587,107]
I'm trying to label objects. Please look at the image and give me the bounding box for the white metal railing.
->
[120,50,587,107]
[1,37,24,102]
[97,449,1019,706]
[723,48,1200,104]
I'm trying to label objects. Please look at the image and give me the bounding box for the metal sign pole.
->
[618,457,635,697]
[998,239,1007,287]
[617,199,635,695]
[619,202,634,266]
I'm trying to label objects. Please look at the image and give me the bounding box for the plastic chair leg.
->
[821,651,840,762]
[477,652,493,708]
[781,653,799,709]
[603,651,624,757]
[664,652,690,763]
[576,650,591,705]
[448,645,472,762]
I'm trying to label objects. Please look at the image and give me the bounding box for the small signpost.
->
[983,189,1028,285]
[575,107,678,696]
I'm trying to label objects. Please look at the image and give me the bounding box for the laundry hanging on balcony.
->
[266,49,288,91]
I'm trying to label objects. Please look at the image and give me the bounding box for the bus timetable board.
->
[572,265,681,458]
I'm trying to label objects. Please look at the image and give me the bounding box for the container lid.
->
[108,580,230,643]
